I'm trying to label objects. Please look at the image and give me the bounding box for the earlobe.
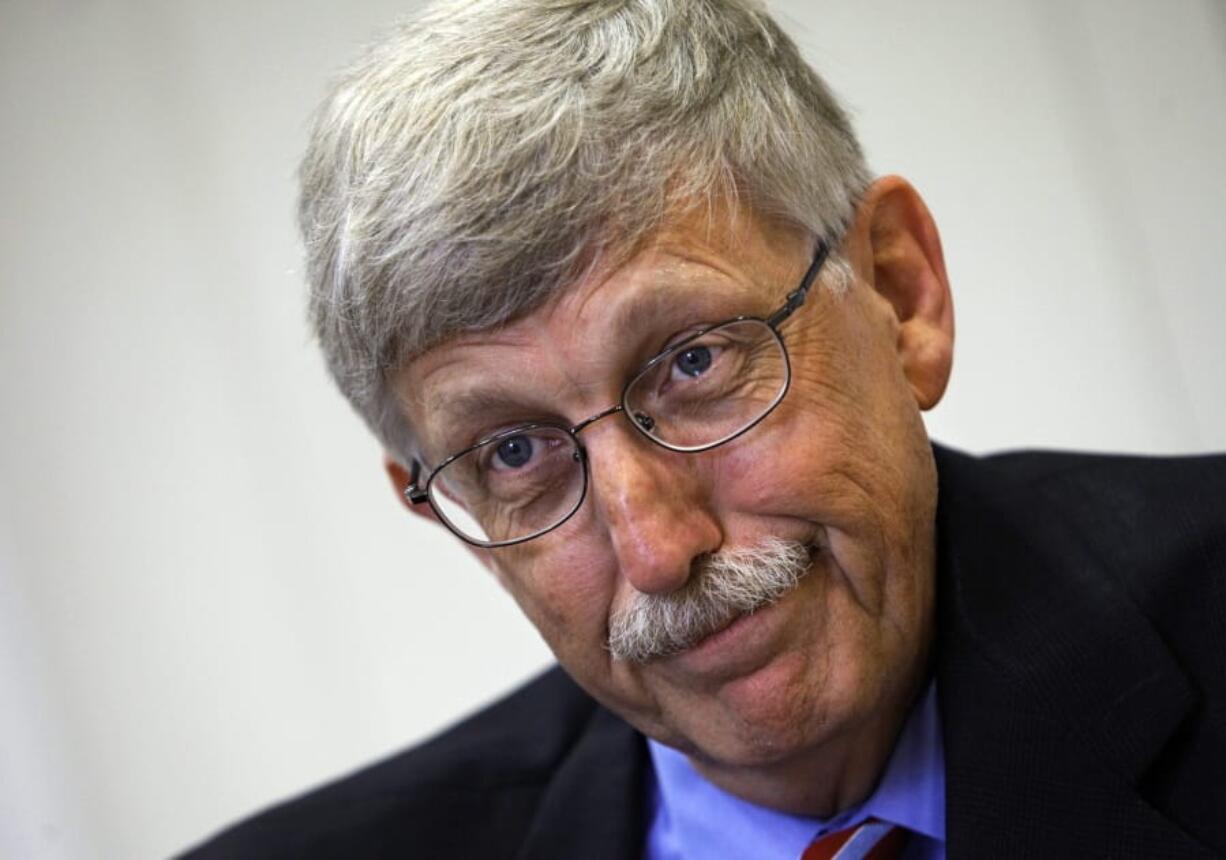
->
[852,175,955,410]
[383,453,509,582]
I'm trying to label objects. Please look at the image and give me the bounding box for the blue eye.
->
[673,345,712,378]
[494,435,533,469]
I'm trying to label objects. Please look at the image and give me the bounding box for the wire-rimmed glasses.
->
[405,241,831,547]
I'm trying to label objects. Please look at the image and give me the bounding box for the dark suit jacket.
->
[182,446,1226,858]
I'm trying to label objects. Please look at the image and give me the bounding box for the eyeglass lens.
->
[429,317,789,546]
[623,319,788,451]
[429,425,586,546]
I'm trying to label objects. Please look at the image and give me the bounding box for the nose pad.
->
[583,422,721,595]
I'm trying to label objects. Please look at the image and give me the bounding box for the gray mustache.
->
[607,537,814,663]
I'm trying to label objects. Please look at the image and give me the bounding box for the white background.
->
[2,1,1224,857]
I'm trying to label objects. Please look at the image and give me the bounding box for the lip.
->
[661,595,789,679]
[655,540,824,679]
[692,609,759,651]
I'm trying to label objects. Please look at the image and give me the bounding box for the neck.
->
[704,497,941,816]
[688,652,932,817]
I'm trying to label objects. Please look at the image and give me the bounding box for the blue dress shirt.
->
[645,682,945,860]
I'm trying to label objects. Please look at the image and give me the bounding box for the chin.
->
[678,655,859,770]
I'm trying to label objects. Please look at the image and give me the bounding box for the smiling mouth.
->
[683,609,751,651]
[687,543,820,638]
[606,535,824,664]
[658,539,825,659]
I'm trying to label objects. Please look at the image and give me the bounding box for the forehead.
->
[397,205,809,445]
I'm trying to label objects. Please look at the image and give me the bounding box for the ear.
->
[847,175,955,410]
[383,454,509,583]
[384,455,443,524]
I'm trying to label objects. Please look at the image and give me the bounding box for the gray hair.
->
[608,535,814,662]
[299,0,871,461]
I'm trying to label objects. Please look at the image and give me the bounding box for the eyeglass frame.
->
[404,239,832,548]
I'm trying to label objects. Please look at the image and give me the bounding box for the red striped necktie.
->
[800,818,908,860]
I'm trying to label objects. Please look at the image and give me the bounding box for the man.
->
[184,0,1226,857]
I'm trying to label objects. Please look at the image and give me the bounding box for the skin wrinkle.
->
[410,239,807,457]
[810,467,886,613]
[391,179,950,816]
[565,246,765,356]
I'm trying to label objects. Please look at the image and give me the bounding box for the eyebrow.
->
[422,387,544,448]
[605,288,678,344]
[602,258,750,337]
[419,267,757,450]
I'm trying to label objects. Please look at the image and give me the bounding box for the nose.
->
[582,421,722,595]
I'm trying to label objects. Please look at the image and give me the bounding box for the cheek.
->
[496,536,617,659]
[709,385,872,528]
[758,302,927,530]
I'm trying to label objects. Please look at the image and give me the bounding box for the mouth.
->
[682,608,755,653]
[678,540,823,651]
[610,537,825,668]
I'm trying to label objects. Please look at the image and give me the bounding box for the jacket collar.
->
[516,705,648,860]
[932,446,1210,857]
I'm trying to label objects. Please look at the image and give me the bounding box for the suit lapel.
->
[516,705,648,860]
[932,448,1213,858]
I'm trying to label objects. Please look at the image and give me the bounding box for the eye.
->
[671,344,716,380]
[492,434,534,470]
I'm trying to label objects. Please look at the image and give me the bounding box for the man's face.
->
[396,189,947,798]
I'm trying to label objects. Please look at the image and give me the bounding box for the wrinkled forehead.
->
[395,205,812,458]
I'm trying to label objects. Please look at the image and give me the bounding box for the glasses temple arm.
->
[766,241,830,329]
[404,459,429,505]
